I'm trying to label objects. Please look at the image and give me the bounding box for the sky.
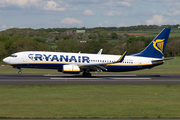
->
[0,0,180,31]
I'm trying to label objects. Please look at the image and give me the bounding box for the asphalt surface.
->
[0,74,180,85]
[3,119,180,120]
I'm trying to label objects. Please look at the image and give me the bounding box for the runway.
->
[0,74,180,85]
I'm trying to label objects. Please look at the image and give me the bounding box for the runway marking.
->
[44,74,137,77]
[44,74,68,76]
[50,78,151,80]
[1,80,180,82]
[113,78,151,80]
[50,78,102,80]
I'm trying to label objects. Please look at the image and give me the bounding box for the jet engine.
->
[62,65,80,74]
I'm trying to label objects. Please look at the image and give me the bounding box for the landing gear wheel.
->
[87,73,91,77]
[82,72,91,77]
[83,72,87,77]
[18,70,22,74]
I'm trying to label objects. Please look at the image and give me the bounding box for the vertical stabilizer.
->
[131,28,171,58]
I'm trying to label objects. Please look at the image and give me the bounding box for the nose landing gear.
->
[18,69,22,74]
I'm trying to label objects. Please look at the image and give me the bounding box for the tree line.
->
[8,24,180,33]
[0,33,180,62]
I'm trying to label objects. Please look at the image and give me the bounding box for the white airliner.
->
[3,28,171,77]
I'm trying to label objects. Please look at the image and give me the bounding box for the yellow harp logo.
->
[153,39,165,54]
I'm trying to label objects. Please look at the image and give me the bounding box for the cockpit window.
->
[10,54,17,57]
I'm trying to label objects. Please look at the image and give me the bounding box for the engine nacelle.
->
[62,65,80,74]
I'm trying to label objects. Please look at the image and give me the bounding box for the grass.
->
[169,32,180,37]
[122,28,180,37]
[138,32,180,38]
[0,66,59,74]
[0,85,180,119]
[0,57,179,74]
[116,28,180,33]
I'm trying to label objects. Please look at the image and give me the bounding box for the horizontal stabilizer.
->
[151,58,174,63]
[164,58,174,61]
[151,59,164,63]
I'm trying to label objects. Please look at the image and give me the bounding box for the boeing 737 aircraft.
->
[3,28,171,77]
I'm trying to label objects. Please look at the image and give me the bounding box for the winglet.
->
[114,51,127,63]
[97,49,103,55]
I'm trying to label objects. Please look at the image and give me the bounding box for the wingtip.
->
[114,51,127,63]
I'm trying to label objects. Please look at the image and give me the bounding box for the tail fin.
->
[131,28,171,58]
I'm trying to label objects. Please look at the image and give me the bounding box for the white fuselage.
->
[3,51,163,73]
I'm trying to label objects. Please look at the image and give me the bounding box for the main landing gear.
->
[82,71,91,77]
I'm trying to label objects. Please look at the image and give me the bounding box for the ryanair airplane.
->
[3,28,171,77]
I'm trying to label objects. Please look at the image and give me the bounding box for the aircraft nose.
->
[3,57,9,64]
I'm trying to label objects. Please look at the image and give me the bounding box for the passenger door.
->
[23,54,27,62]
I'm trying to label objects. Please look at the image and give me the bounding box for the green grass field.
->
[0,57,179,74]
[139,32,180,38]
[121,28,180,37]
[0,85,180,119]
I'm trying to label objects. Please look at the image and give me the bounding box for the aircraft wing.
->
[79,49,103,55]
[79,51,127,71]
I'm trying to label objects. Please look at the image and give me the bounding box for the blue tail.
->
[131,28,171,58]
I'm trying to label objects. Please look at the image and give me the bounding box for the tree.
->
[88,34,96,39]
[102,42,116,54]
[0,36,9,42]
[111,32,118,40]
[93,29,101,34]
[98,36,107,43]
[56,39,77,52]
[4,36,50,56]
[165,39,180,57]
[127,41,145,54]
[0,42,7,61]
[33,37,46,43]
[82,40,102,53]
[63,35,71,40]
[55,35,59,40]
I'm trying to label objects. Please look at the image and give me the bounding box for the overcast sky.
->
[0,0,180,31]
